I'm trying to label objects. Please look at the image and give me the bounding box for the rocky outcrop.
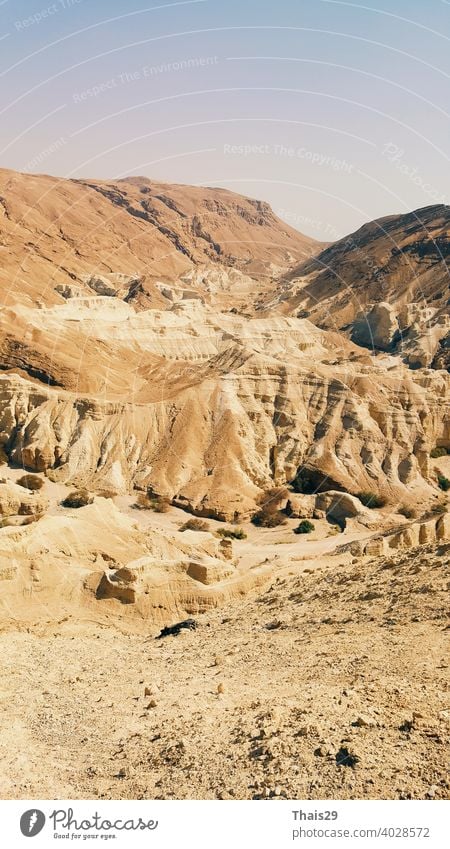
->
[0,304,448,519]
[0,480,48,524]
[96,553,237,618]
[315,491,376,528]
[277,205,450,369]
[337,511,449,557]
[0,497,268,626]
[352,302,400,352]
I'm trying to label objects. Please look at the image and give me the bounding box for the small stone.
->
[353,715,375,728]
[217,790,233,800]
[217,683,225,694]
[146,699,157,709]
[214,655,225,667]
[314,746,324,757]
[274,786,282,796]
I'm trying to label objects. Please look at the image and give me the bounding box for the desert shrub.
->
[180,517,210,532]
[134,492,171,512]
[398,505,415,519]
[430,446,450,458]
[16,474,45,491]
[429,503,447,516]
[217,527,247,540]
[152,496,171,513]
[97,490,116,500]
[61,489,93,508]
[251,509,287,528]
[134,492,153,510]
[356,491,386,509]
[294,519,315,535]
[437,474,450,492]
[0,445,8,464]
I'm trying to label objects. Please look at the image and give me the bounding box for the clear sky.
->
[0,0,449,238]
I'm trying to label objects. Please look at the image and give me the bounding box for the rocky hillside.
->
[0,169,318,311]
[0,301,448,518]
[275,205,450,369]
[0,173,448,518]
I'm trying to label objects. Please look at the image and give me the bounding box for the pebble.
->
[217,683,225,694]
[217,790,233,800]
[354,715,375,728]
[146,699,157,709]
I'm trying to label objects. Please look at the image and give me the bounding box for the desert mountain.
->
[0,172,448,522]
[274,205,450,368]
[0,168,318,312]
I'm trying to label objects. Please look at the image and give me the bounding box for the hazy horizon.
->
[0,0,449,239]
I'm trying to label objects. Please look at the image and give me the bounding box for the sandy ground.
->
[1,540,448,801]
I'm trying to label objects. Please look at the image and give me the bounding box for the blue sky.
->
[0,0,449,238]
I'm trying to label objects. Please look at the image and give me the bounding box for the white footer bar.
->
[1,800,448,848]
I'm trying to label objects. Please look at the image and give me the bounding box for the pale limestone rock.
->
[0,481,48,518]
[352,302,399,351]
[315,491,375,527]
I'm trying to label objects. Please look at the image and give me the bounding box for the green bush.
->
[251,509,287,528]
[62,489,93,508]
[217,527,247,540]
[294,519,315,535]
[437,475,450,492]
[16,474,45,491]
[356,491,386,509]
[180,518,210,532]
[430,446,450,458]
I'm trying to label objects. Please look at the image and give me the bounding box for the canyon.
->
[0,169,448,800]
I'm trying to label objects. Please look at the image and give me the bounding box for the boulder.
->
[352,302,399,351]
[285,494,315,518]
[315,491,374,527]
[363,537,387,557]
[436,512,450,540]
